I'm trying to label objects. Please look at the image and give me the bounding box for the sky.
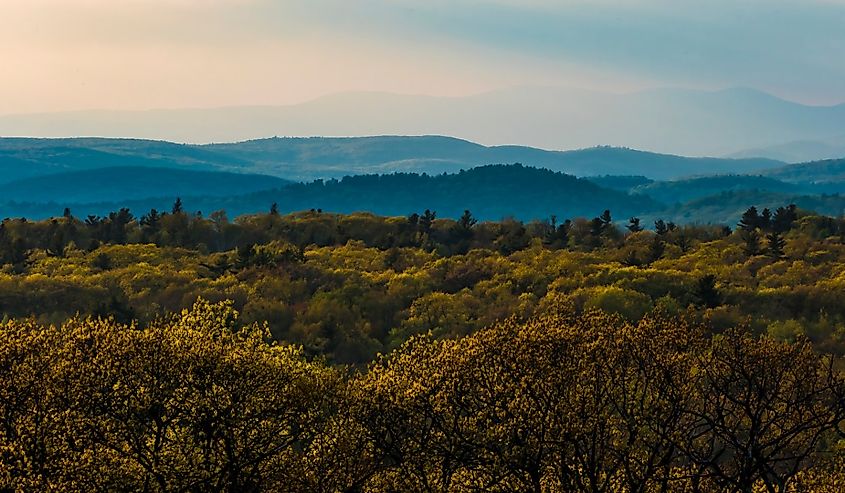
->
[2,0,844,114]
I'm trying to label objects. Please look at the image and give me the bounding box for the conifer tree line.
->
[1,300,845,491]
[0,200,801,263]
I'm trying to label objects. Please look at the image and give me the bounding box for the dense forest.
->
[3,303,845,491]
[4,201,845,490]
[2,201,845,361]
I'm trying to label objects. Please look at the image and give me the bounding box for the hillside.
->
[0,164,661,221]
[761,158,845,185]
[0,167,291,204]
[254,164,662,220]
[630,175,806,205]
[645,189,845,225]
[584,175,653,192]
[0,136,782,183]
[0,138,247,183]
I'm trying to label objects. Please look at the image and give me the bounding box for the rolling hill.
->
[643,190,845,226]
[0,167,291,204]
[0,138,249,183]
[760,158,845,185]
[0,164,662,222]
[0,136,783,183]
[629,175,806,205]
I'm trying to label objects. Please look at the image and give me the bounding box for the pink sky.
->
[2,0,842,114]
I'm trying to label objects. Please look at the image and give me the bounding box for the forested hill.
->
[0,166,290,204]
[762,158,845,184]
[0,165,661,222]
[0,136,782,182]
[255,164,662,220]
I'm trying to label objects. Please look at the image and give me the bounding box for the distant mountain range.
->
[727,135,845,163]
[1,136,845,225]
[1,87,843,160]
[0,135,782,183]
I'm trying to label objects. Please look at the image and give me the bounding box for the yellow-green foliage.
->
[0,300,339,492]
[5,213,845,362]
[2,303,843,492]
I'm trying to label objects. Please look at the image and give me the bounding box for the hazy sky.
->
[2,0,844,114]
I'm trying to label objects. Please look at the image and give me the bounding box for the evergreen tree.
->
[694,274,721,308]
[599,209,612,227]
[627,217,643,233]
[419,209,436,236]
[760,208,773,231]
[544,216,570,249]
[172,197,184,215]
[767,231,786,259]
[590,210,613,238]
[772,204,798,233]
[741,229,761,256]
[738,206,761,231]
[140,209,161,242]
[458,210,477,231]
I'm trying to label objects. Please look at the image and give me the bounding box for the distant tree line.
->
[0,199,772,266]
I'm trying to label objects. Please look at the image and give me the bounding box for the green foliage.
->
[581,286,653,321]
[3,204,845,362]
[2,304,844,491]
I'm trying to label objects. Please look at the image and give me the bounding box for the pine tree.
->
[760,208,773,231]
[419,209,436,236]
[694,274,720,308]
[738,206,760,232]
[767,231,786,258]
[600,209,612,227]
[459,210,477,231]
[772,204,798,233]
[741,229,761,256]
